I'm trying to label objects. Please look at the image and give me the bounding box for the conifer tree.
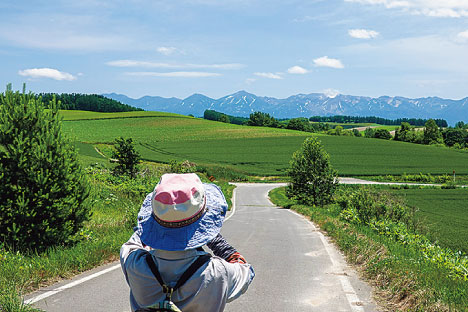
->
[0,85,90,252]
[111,137,141,177]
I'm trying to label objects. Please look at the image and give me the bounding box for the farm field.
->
[389,187,468,254]
[62,111,468,176]
[60,110,182,120]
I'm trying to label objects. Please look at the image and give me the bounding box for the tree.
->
[423,119,443,145]
[373,129,392,140]
[219,114,230,123]
[286,137,338,206]
[287,118,307,131]
[111,137,141,177]
[352,129,361,137]
[394,122,411,142]
[364,127,375,138]
[0,86,90,252]
[247,111,278,127]
[443,128,467,147]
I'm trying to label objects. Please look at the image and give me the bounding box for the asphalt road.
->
[26,183,378,312]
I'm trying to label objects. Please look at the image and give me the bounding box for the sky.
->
[1,0,468,100]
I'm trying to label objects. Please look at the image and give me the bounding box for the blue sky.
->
[1,0,468,100]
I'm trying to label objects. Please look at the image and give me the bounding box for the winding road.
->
[25,183,378,312]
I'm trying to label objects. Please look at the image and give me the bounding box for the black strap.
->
[145,253,211,293]
[174,255,211,290]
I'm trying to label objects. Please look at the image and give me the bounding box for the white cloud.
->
[287,66,309,74]
[254,72,283,79]
[348,29,379,39]
[457,30,468,41]
[323,88,340,98]
[18,68,76,81]
[313,56,344,69]
[156,46,177,55]
[107,60,244,70]
[245,78,257,84]
[345,0,468,18]
[125,71,221,78]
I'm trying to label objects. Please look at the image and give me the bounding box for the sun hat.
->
[136,173,228,251]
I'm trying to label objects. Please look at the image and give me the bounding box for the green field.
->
[390,187,468,254]
[61,111,468,176]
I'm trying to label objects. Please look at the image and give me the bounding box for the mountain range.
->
[103,91,468,125]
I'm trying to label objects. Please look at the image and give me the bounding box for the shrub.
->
[339,188,411,226]
[373,128,392,140]
[0,86,90,252]
[286,137,338,206]
[111,137,141,177]
[169,159,197,173]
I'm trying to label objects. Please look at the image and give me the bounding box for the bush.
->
[286,137,338,206]
[0,86,90,252]
[169,159,197,173]
[111,137,141,177]
[373,128,392,140]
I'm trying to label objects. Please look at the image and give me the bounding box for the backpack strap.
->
[173,254,211,291]
[145,253,211,300]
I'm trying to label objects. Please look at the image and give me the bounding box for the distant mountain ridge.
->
[103,91,468,125]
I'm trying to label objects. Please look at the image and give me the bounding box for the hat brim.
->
[136,183,228,251]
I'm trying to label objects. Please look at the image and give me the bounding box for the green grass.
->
[389,187,468,254]
[62,111,468,177]
[59,110,182,121]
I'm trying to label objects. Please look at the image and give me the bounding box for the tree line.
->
[309,115,448,127]
[203,109,468,149]
[38,93,143,112]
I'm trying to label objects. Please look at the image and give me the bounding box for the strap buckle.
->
[162,285,174,301]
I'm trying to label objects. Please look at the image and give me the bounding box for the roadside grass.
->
[356,174,468,186]
[269,186,468,311]
[61,111,468,177]
[0,164,235,311]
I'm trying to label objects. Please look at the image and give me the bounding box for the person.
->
[120,173,254,312]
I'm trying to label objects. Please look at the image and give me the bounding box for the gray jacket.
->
[120,233,255,312]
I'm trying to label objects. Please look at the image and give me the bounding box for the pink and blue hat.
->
[136,173,228,251]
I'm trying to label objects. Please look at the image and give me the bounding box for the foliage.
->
[352,128,361,137]
[309,115,448,127]
[364,127,375,138]
[373,128,392,140]
[327,125,354,136]
[286,137,338,206]
[442,128,468,147]
[203,110,248,125]
[375,173,452,184]
[337,187,412,226]
[38,93,142,112]
[247,111,279,127]
[423,119,444,145]
[111,137,141,177]
[218,114,230,123]
[285,118,308,132]
[0,86,90,252]
[169,159,197,173]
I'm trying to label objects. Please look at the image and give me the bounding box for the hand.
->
[206,233,237,260]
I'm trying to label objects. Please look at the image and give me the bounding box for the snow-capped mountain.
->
[102,91,468,125]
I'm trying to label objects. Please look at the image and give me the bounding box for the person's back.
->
[120,174,254,312]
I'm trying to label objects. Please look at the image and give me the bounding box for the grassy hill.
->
[61,110,468,176]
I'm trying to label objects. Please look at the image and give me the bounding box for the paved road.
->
[26,183,378,312]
